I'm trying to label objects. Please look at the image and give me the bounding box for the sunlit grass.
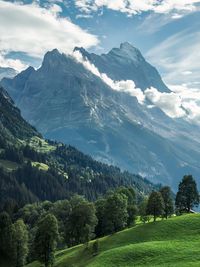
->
[0,159,19,171]
[26,214,200,267]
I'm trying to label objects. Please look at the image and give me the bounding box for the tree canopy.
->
[160,186,174,219]
[175,175,199,213]
[146,191,164,221]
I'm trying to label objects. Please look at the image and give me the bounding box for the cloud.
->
[75,0,200,17]
[144,87,186,118]
[72,51,200,124]
[145,84,200,124]
[170,84,200,123]
[73,50,145,104]
[0,52,27,71]
[146,30,200,85]
[0,0,98,69]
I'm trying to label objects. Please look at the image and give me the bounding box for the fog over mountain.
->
[2,43,200,189]
[0,67,17,81]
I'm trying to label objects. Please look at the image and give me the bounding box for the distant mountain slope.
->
[0,67,17,81]
[0,86,39,141]
[0,86,155,211]
[2,44,200,189]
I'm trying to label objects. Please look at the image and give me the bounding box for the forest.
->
[0,175,199,267]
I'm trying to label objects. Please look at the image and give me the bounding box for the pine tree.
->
[0,212,13,258]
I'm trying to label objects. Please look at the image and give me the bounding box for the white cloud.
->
[0,0,98,69]
[73,50,145,104]
[72,50,200,124]
[146,30,200,85]
[145,84,200,124]
[144,87,186,118]
[76,14,93,19]
[171,84,200,123]
[0,52,27,71]
[182,101,200,123]
[182,70,193,75]
[75,0,200,16]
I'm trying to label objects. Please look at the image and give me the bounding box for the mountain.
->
[0,86,155,211]
[74,42,169,92]
[0,86,40,150]
[2,43,200,189]
[0,67,17,81]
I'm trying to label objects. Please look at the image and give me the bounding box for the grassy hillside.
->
[26,214,200,267]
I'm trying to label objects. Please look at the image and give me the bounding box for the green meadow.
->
[26,214,200,267]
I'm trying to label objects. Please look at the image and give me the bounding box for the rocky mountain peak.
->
[108,42,144,62]
[42,48,63,67]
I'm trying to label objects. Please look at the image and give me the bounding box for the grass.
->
[19,136,55,153]
[28,136,55,153]
[0,159,49,172]
[25,214,200,267]
[31,161,49,171]
[0,159,19,171]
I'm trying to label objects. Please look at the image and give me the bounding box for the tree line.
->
[140,175,199,222]
[0,175,199,267]
[0,140,156,213]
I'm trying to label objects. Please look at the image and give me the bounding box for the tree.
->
[146,191,164,222]
[175,175,199,213]
[95,198,106,237]
[12,219,29,267]
[103,192,128,234]
[34,214,59,267]
[0,212,13,258]
[127,205,137,226]
[116,187,136,205]
[65,195,97,247]
[160,186,174,219]
[138,198,151,223]
[51,200,71,247]
[116,187,137,226]
[92,240,99,256]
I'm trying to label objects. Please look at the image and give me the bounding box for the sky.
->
[0,0,199,86]
[0,0,200,123]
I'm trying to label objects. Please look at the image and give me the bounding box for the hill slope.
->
[26,214,200,267]
[0,67,16,81]
[0,86,156,210]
